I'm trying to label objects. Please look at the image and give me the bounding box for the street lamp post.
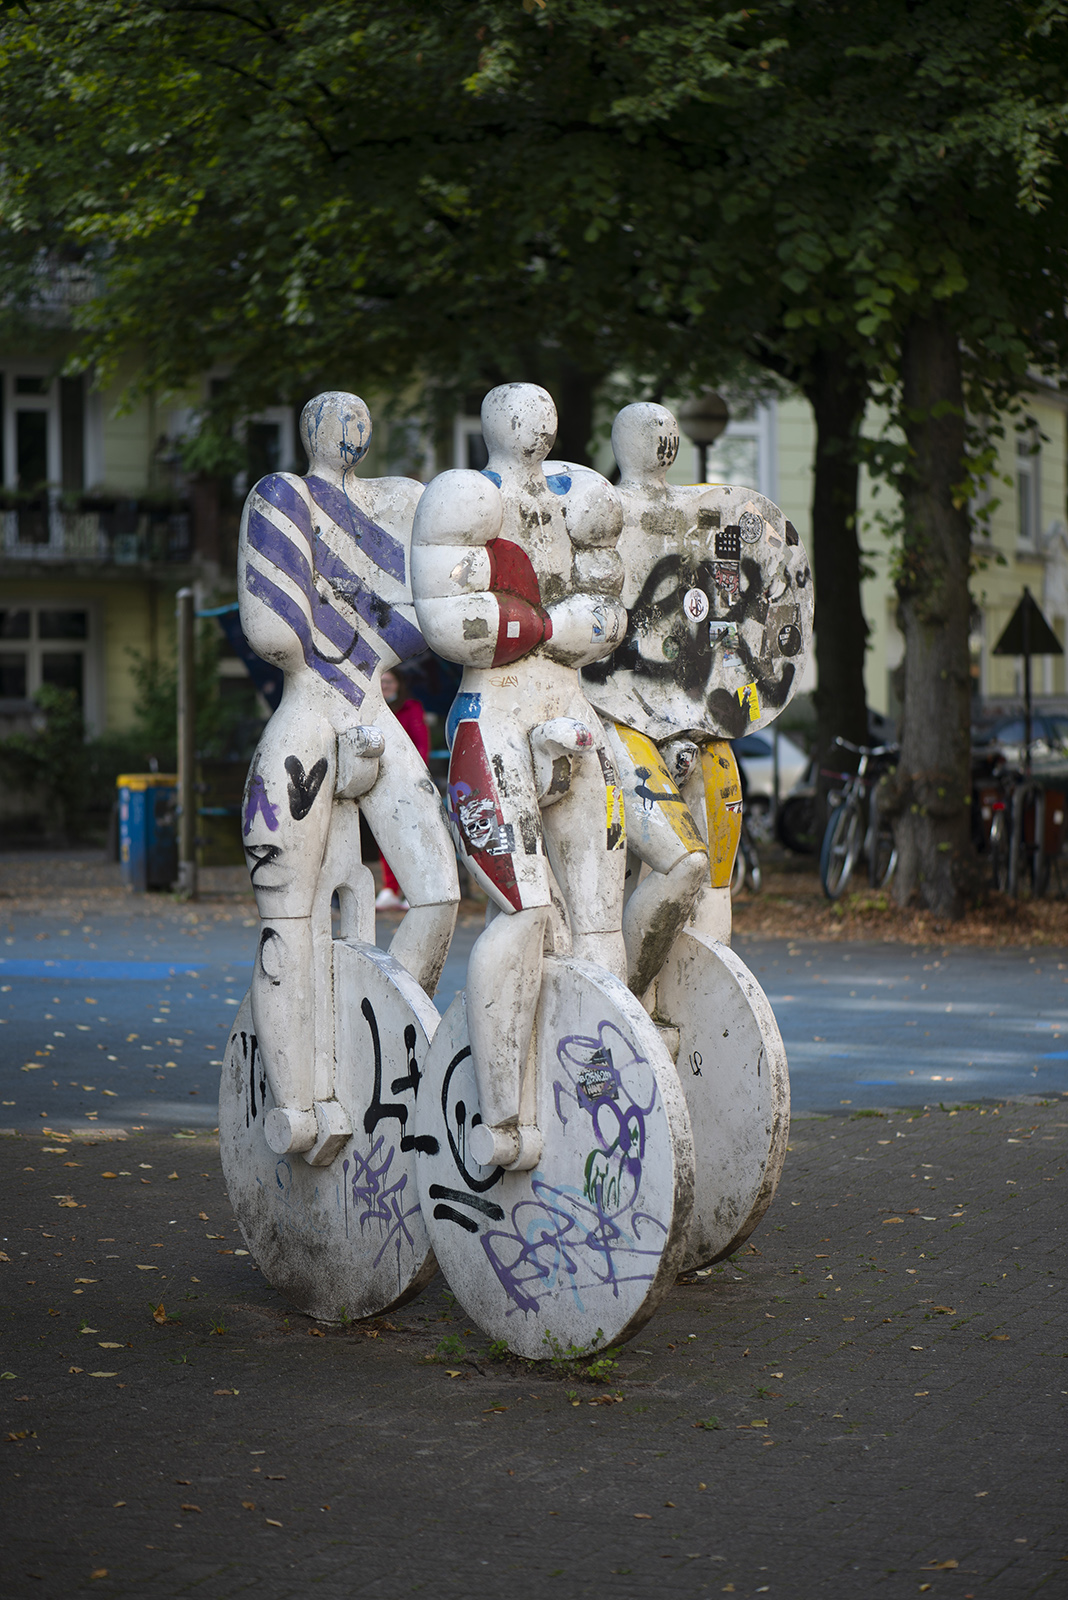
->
[676,391,730,483]
[176,587,198,900]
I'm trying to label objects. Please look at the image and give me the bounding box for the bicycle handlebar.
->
[834,736,898,758]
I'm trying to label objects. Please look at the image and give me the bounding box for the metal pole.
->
[1023,588,1033,779]
[772,727,780,831]
[697,441,708,484]
[176,587,198,899]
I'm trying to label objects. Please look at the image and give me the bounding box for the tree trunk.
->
[890,312,974,917]
[802,350,870,817]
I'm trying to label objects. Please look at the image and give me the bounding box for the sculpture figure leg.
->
[539,727,628,985]
[681,740,743,945]
[604,723,709,998]
[241,700,335,1155]
[359,711,460,997]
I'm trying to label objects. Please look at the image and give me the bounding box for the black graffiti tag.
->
[361,998,438,1154]
[284,755,328,820]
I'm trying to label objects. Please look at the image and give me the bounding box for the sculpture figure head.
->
[481,383,558,471]
[300,391,372,477]
[612,402,680,486]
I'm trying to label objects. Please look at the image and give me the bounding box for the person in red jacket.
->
[375,668,430,909]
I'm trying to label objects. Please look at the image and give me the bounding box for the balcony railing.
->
[0,502,193,564]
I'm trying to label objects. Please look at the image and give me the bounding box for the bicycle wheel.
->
[730,831,748,898]
[989,807,1010,892]
[820,800,861,900]
[868,790,897,889]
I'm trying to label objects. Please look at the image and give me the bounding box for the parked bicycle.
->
[730,807,763,898]
[819,737,899,900]
[981,761,1066,899]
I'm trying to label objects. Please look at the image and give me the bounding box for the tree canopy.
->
[4,1,1068,911]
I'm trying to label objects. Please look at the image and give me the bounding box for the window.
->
[1,366,62,492]
[234,405,295,496]
[1016,434,1041,548]
[0,604,95,720]
[454,415,489,471]
[701,400,778,499]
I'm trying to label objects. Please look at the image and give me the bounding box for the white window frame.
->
[233,405,297,499]
[1016,431,1041,551]
[454,414,488,471]
[1,362,62,491]
[0,598,103,734]
[696,398,778,501]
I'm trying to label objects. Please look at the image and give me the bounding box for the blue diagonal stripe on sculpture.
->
[244,563,365,708]
[247,506,374,665]
[313,534,425,661]
[255,473,314,542]
[305,475,407,582]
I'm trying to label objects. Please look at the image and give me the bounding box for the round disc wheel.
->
[652,932,789,1271]
[414,955,695,1360]
[219,940,440,1323]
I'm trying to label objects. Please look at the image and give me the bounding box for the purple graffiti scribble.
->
[479,1020,666,1316]
[349,1135,421,1268]
[480,1176,664,1315]
[243,772,280,836]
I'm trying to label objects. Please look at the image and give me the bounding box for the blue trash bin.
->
[117,774,178,892]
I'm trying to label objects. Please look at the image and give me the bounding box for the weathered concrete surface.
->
[2,1102,1063,1598]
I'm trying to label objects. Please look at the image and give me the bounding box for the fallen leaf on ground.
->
[990,1334,1010,1342]
[633,1513,651,1519]
[89,1372,117,1378]
[113,1501,125,1508]
[98,1343,122,1349]
[932,1306,955,1314]
[89,1570,107,1581]
[265,1518,282,1528]
[922,1560,958,1571]
[242,1500,255,1510]
[213,1388,238,1395]
[308,1327,324,1338]
[74,1278,97,1284]
[6,1429,35,1441]
[167,1172,178,1180]
[445,1370,462,1378]
[180,1504,201,1514]
[882,1217,904,1225]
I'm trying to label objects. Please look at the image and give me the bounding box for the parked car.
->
[972,713,1068,769]
[732,731,810,839]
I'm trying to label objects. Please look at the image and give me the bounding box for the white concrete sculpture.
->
[220,391,459,1319]
[410,383,695,1351]
[581,402,810,1267]
[219,383,806,1346]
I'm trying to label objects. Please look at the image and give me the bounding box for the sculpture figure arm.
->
[411,468,552,667]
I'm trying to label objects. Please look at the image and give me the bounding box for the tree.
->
[3,2,1068,916]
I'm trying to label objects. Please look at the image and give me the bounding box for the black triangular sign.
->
[992,589,1063,657]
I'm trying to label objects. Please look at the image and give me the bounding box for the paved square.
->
[2,1102,1064,1598]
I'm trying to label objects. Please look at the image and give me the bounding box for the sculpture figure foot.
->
[468,1120,542,1172]
[264,1105,318,1156]
[302,1099,353,1167]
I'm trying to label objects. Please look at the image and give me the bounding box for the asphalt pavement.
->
[3,886,1067,1130]
[1,1102,1063,1598]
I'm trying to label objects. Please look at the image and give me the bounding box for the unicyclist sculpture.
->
[582,402,813,1267]
[220,391,459,1320]
[410,385,695,1356]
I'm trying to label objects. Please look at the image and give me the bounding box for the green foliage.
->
[0,686,95,841]
[433,1333,466,1361]
[694,1416,722,1430]
[486,1338,511,1362]
[541,1327,620,1384]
